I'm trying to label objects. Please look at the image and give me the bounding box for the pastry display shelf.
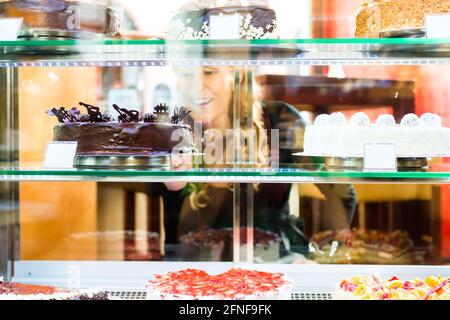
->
[11,261,450,300]
[2,164,450,184]
[2,38,450,66]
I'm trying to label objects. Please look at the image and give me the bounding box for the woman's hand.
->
[164,154,193,191]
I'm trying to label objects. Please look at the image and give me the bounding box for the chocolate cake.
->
[0,279,108,300]
[180,228,280,262]
[0,0,120,38]
[49,103,194,157]
[167,1,278,39]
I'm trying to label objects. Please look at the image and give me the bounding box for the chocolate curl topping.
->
[172,106,191,124]
[79,102,106,123]
[49,107,77,123]
[154,103,169,114]
[113,104,140,123]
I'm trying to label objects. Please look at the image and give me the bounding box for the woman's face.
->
[177,66,234,125]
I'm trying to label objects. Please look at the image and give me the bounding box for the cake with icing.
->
[303,112,450,158]
[0,278,108,300]
[50,102,194,156]
[310,229,415,265]
[167,0,278,39]
[146,268,292,300]
[335,275,450,300]
[180,228,280,262]
[355,0,450,37]
[0,0,120,38]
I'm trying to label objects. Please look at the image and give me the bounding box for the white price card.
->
[44,142,78,169]
[363,144,397,172]
[209,14,241,40]
[0,18,23,41]
[426,14,450,38]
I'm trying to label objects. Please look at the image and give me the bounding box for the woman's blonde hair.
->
[188,67,268,210]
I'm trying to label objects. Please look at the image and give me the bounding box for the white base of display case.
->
[12,261,450,300]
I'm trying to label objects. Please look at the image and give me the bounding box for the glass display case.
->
[1,0,450,301]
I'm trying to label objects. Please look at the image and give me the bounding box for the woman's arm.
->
[164,154,193,191]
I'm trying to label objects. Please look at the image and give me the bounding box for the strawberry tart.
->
[0,278,108,300]
[146,268,292,300]
[335,275,450,300]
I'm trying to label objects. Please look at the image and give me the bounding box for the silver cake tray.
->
[293,153,431,172]
[293,152,450,159]
[5,29,119,55]
[74,155,172,169]
[379,27,426,39]
[325,157,428,172]
[374,27,450,56]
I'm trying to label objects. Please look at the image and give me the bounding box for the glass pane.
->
[2,0,450,302]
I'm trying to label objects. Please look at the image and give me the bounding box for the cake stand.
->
[4,29,117,55]
[324,157,428,172]
[379,28,426,39]
[293,153,430,172]
[74,154,172,170]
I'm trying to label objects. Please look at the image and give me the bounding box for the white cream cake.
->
[303,112,450,158]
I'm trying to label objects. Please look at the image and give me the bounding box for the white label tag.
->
[0,18,23,41]
[363,144,397,172]
[426,14,450,38]
[44,142,78,169]
[209,15,241,40]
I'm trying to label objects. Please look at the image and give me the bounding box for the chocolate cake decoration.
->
[48,102,191,125]
[79,102,106,123]
[48,107,77,123]
[113,104,140,123]
[172,107,192,124]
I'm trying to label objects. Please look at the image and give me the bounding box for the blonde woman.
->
[147,65,356,259]
[148,1,356,259]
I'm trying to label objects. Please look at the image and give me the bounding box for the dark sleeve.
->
[146,183,184,244]
[262,100,306,164]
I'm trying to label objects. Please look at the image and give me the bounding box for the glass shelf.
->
[1,38,450,66]
[2,163,450,184]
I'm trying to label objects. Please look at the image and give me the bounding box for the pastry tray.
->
[293,152,450,159]
[13,261,450,301]
[4,29,120,55]
[74,152,202,170]
[379,27,426,39]
[292,153,438,171]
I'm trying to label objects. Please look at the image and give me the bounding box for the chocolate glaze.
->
[171,6,277,36]
[53,122,194,155]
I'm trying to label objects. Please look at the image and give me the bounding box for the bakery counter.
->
[2,38,450,67]
[2,164,450,184]
[11,261,450,300]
